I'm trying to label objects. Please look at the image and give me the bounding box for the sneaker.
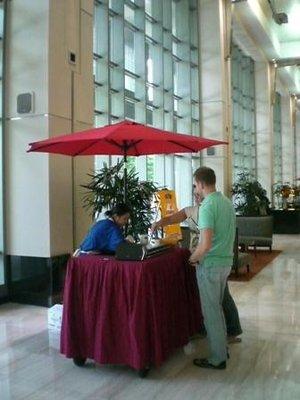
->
[190,332,207,340]
[227,336,242,344]
[193,358,226,370]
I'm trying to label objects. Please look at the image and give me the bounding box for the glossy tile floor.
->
[0,234,299,400]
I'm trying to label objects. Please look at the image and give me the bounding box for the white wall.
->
[5,0,94,257]
[5,0,50,256]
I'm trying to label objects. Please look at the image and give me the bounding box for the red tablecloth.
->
[60,247,203,370]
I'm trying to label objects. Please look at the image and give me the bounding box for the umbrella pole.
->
[71,71,76,251]
[124,148,127,204]
[124,149,128,236]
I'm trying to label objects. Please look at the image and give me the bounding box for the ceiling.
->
[232,0,300,97]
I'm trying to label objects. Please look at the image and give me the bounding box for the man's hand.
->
[188,228,213,266]
[125,235,135,243]
[189,252,200,266]
[150,221,161,233]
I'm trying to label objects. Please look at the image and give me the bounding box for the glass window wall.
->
[93,0,200,209]
[231,43,256,181]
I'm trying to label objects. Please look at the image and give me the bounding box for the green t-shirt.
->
[198,191,235,268]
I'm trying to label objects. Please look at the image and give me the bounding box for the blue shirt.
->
[80,219,125,254]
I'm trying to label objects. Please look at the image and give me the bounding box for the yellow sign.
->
[156,189,182,244]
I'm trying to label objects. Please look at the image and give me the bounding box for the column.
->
[296,105,300,181]
[199,0,231,194]
[255,61,273,200]
[281,94,294,184]
[5,0,94,306]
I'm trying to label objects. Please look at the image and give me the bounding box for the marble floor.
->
[0,234,299,400]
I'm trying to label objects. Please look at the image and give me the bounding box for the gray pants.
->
[196,265,232,365]
[223,282,242,337]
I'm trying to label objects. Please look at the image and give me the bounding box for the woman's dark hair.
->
[105,203,131,218]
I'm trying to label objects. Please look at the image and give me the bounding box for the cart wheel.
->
[73,357,87,367]
[138,367,150,378]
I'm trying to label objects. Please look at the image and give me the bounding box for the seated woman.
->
[79,203,131,255]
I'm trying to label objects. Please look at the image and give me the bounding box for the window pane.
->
[175,156,192,209]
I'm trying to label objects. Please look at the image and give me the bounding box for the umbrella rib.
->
[168,140,197,152]
[28,141,65,152]
[72,140,101,156]
[107,139,143,153]
[29,139,99,156]
[30,138,145,156]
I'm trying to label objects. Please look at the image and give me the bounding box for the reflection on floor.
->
[0,234,299,400]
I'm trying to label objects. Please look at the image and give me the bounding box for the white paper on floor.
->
[48,303,63,332]
[183,340,197,355]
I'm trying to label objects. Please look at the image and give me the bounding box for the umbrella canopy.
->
[28,120,227,157]
[28,120,228,204]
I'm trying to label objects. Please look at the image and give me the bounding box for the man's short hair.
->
[194,167,216,186]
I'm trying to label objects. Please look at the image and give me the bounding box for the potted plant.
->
[232,172,273,251]
[272,182,297,210]
[81,160,158,238]
[232,172,270,216]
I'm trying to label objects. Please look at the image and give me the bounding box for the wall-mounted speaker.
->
[207,147,215,156]
[17,92,34,114]
[69,51,76,65]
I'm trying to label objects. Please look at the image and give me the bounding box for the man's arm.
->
[189,228,213,265]
[151,209,187,232]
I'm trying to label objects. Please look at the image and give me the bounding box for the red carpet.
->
[229,250,282,282]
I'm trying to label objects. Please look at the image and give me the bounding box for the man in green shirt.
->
[189,167,236,370]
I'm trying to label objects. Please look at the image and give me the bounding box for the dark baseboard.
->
[0,296,9,305]
[7,253,70,307]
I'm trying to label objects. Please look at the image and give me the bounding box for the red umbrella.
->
[28,120,227,200]
[28,120,227,156]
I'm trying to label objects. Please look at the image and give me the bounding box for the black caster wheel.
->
[138,367,150,378]
[73,357,87,367]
